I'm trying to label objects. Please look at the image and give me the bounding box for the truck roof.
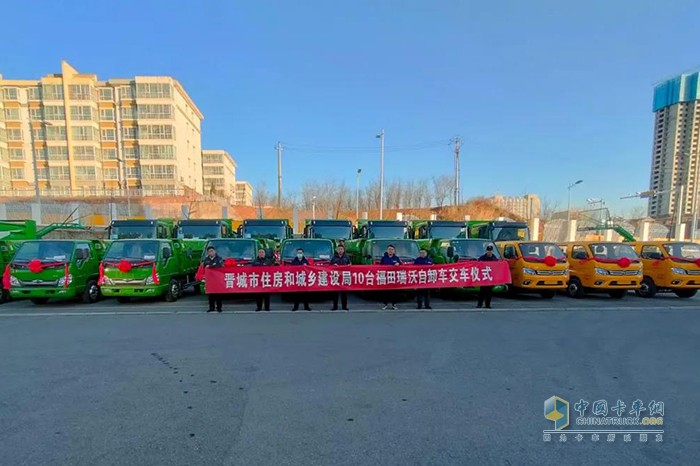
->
[305,219,352,225]
[243,218,289,225]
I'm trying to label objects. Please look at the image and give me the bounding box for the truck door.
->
[640,244,665,286]
[74,242,92,289]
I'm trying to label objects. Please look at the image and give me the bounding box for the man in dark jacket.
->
[477,245,499,309]
[330,244,351,311]
[203,246,224,313]
[414,248,433,309]
[290,248,311,311]
[380,244,401,310]
[252,247,275,311]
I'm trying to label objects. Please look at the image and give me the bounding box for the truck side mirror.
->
[163,248,172,259]
[446,246,454,258]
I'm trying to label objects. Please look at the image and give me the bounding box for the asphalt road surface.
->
[1,292,698,466]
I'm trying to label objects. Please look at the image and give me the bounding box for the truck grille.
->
[608,270,639,276]
[536,270,567,276]
[112,278,147,285]
[19,279,58,287]
[686,270,700,275]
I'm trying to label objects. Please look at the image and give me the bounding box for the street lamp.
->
[376,129,385,220]
[566,180,583,232]
[356,168,362,220]
[312,196,317,220]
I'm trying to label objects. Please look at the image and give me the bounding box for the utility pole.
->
[691,151,699,240]
[376,130,385,220]
[453,137,461,206]
[356,168,362,220]
[276,142,283,208]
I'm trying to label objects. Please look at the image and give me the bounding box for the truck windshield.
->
[242,225,286,240]
[282,240,333,260]
[429,225,466,239]
[492,226,529,241]
[368,226,407,239]
[110,225,157,239]
[310,225,352,240]
[370,240,419,261]
[664,243,700,260]
[451,240,498,260]
[104,241,160,262]
[178,224,221,239]
[13,241,74,262]
[206,240,256,260]
[590,243,638,260]
[519,243,566,260]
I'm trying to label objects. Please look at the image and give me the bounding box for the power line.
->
[281,139,451,154]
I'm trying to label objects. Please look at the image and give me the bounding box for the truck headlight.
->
[145,275,158,285]
[10,276,20,287]
[102,276,113,285]
[595,267,609,275]
[523,267,537,275]
[671,267,687,275]
[57,274,73,287]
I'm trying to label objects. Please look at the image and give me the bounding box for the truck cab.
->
[108,219,175,240]
[347,238,420,265]
[413,220,468,239]
[100,238,199,303]
[280,238,335,265]
[7,239,105,304]
[354,220,413,239]
[631,241,700,298]
[468,221,530,242]
[498,241,569,298]
[238,219,293,246]
[560,241,642,299]
[176,219,233,240]
[202,238,276,265]
[303,220,354,246]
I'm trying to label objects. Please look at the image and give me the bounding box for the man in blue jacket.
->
[414,248,433,309]
[380,244,401,310]
[330,244,351,311]
[290,248,311,311]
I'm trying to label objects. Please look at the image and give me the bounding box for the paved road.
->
[1,293,698,465]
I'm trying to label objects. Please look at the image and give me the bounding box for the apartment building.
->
[234,181,253,206]
[202,149,237,196]
[0,61,203,196]
[648,71,700,221]
[489,194,540,219]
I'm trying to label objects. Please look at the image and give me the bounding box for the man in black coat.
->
[203,246,224,313]
[477,245,499,309]
[330,244,351,311]
[414,248,433,309]
[252,248,275,311]
[290,248,311,311]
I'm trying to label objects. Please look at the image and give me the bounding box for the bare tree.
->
[254,182,271,211]
[539,197,560,221]
[432,175,454,208]
[415,179,431,208]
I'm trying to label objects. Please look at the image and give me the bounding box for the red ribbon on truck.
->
[204,262,511,294]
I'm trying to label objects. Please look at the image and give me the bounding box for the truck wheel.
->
[31,298,49,305]
[82,280,100,304]
[117,297,131,304]
[505,285,519,297]
[635,277,657,298]
[539,290,555,299]
[0,288,8,304]
[566,278,585,298]
[165,279,181,302]
[674,289,698,298]
[608,290,627,299]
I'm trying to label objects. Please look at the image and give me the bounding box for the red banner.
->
[204,262,511,294]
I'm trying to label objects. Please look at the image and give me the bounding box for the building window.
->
[99,88,114,101]
[121,106,136,119]
[101,128,116,141]
[122,127,137,140]
[137,104,173,119]
[9,148,24,160]
[139,124,174,139]
[36,167,48,180]
[102,148,117,160]
[120,86,135,99]
[75,166,97,180]
[48,146,68,160]
[136,83,172,99]
[69,84,93,100]
[139,145,175,160]
[32,127,46,140]
[204,166,224,175]
[42,85,64,100]
[71,126,97,141]
[29,108,43,120]
[4,108,20,120]
[44,105,66,121]
[7,128,23,141]
[11,168,25,179]
[2,87,19,100]
[202,154,223,163]
[73,146,96,160]
[123,146,140,159]
[49,166,71,180]
[103,168,119,180]
[142,164,176,179]
[126,166,141,178]
[70,106,93,121]
[100,108,114,121]
[27,87,42,100]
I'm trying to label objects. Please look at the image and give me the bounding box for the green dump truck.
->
[413,220,468,240]
[346,220,418,264]
[201,237,277,265]
[280,238,335,265]
[238,219,293,248]
[176,219,234,240]
[467,220,530,242]
[6,239,105,304]
[108,218,176,240]
[100,238,199,303]
[303,219,354,246]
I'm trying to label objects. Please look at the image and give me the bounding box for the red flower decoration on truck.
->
[28,260,43,273]
[543,256,557,267]
[118,260,132,273]
[617,257,631,268]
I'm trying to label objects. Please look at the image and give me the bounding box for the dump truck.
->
[280,238,335,265]
[354,220,413,239]
[631,241,700,298]
[108,218,176,240]
[467,220,530,242]
[100,238,199,303]
[303,219,354,247]
[201,238,277,265]
[5,239,105,304]
[413,220,468,239]
[498,241,569,298]
[176,219,234,240]
[238,219,293,247]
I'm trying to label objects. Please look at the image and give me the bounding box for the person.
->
[414,248,433,309]
[477,245,499,309]
[252,248,274,311]
[290,248,311,311]
[330,244,351,310]
[380,244,401,310]
[203,246,224,313]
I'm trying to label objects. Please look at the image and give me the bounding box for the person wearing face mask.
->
[290,248,311,311]
[203,246,225,313]
[413,248,433,309]
[330,244,351,310]
[477,245,499,309]
[251,248,275,311]
[380,244,402,310]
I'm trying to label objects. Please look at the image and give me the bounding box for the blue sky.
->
[2,0,699,214]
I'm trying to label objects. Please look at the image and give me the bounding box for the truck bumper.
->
[101,285,167,298]
[10,287,79,300]
[664,279,700,288]
[584,279,641,289]
[516,279,567,289]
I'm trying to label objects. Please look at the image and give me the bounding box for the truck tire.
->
[635,277,657,298]
[117,297,131,304]
[539,290,556,299]
[608,290,627,299]
[674,289,698,298]
[165,279,181,302]
[566,278,585,299]
[82,280,100,304]
[0,288,8,304]
[31,298,49,305]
